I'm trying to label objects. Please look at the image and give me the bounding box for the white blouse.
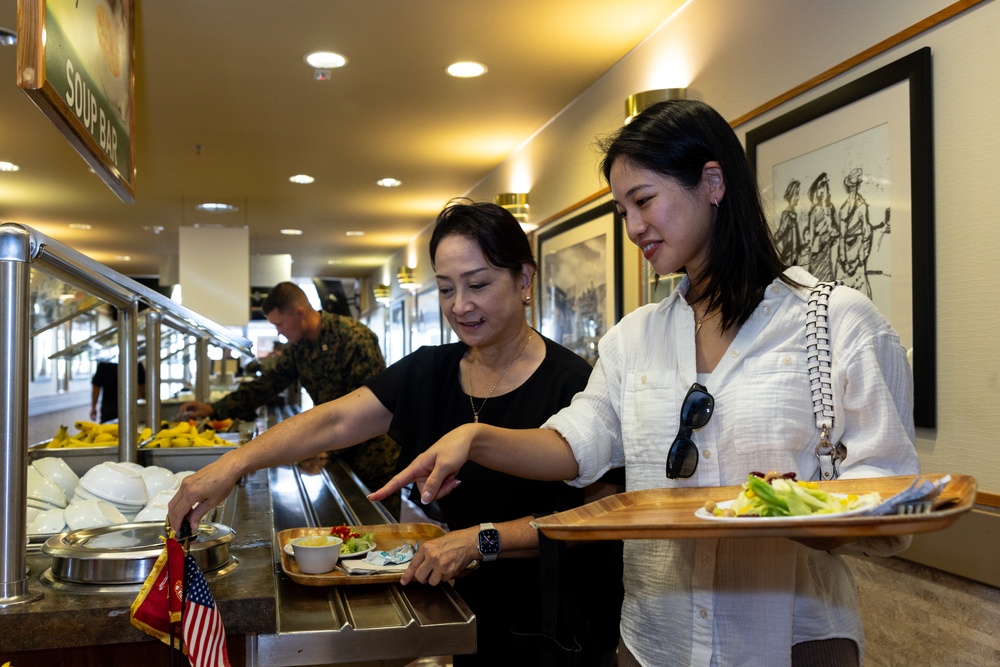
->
[544,267,919,667]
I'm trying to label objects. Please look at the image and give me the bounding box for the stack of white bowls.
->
[27,462,70,535]
[25,459,196,532]
[75,461,148,521]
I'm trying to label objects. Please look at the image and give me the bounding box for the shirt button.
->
[763,306,772,316]
[702,554,711,565]
[702,449,711,459]
[783,356,792,365]
[699,609,708,619]
[641,375,647,384]
[730,350,739,358]
[771,286,781,295]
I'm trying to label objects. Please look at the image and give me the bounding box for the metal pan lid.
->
[43,522,235,585]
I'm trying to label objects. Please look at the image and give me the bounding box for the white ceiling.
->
[0,1,686,278]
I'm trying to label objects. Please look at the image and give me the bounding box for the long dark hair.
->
[599,100,793,330]
[429,199,536,279]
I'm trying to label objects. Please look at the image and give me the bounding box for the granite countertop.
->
[0,469,276,653]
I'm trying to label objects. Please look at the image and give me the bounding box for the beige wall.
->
[369,0,1000,492]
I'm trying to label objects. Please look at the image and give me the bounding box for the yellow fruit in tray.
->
[170,435,195,448]
[93,432,115,443]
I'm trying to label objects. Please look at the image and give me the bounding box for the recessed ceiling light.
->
[304,51,347,69]
[289,174,315,184]
[115,255,131,261]
[195,202,238,213]
[376,177,402,188]
[280,229,303,235]
[0,161,20,172]
[345,230,364,237]
[69,223,92,230]
[446,61,487,78]
[0,27,15,47]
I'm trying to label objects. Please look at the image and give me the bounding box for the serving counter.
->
[0,457,476,666]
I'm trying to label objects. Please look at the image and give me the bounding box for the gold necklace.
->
[695,309,720,336]
[466,332,533,423]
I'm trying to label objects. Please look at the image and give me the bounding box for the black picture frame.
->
[746,47,935,428]
[536,199,623,365]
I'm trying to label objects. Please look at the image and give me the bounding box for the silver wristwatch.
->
[477,522,500,562]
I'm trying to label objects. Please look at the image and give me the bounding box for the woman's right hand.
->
[167,455,242,533]
[368,424,477,504]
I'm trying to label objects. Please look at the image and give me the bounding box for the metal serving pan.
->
[42,522,235,586]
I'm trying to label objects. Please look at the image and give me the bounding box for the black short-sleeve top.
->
[364,335,593,530]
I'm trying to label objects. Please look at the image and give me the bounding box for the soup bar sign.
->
[17,0,135,203]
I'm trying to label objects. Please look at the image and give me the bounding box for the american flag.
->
[182,553,231,667]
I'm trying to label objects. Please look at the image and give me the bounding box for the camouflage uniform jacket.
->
[211,312,400,497]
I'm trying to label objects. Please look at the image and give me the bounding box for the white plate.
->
[694,494,876,522]
[284,541,375,559]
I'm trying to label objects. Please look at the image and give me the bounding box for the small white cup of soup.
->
[290,535,343,574]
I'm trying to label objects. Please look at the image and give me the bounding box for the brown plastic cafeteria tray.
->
[277,523,445,586]
[531,474,976,541]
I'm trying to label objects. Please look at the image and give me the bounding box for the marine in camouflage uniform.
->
[211,311,401,516]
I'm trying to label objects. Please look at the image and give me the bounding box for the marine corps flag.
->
[130,535,185,647]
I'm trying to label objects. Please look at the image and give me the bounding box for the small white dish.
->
[134,505,168,522]
[27,476,68,509]
[145,489,178,509]
[140,466,177,496]
[65,499,128,530]
[289,535,343,574]
[80,461,148,506]
[284,540,376,559]
[31,457,80,499]
[28,508,66,535]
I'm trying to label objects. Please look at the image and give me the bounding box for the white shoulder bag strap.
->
[806,280,847,480]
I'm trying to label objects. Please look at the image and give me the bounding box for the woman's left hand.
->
[400,529,478,586]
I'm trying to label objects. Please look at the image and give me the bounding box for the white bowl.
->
[146,489,178,509]
[117,461,146,473]
[26,506,42,524]
[28,508,66,535]
[80,462,148,506]
[290,535,343,574]
[140,466,177,496]
[27,466,43,480]
[73,484,144,510]
[32,457,80,499]
[27,475,68,509]
[64,499,128,530]
[173,470,196,485]
[134,505,168,523]
[27,498,62,511]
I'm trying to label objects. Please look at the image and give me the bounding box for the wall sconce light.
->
[495,192,536,232]
[624,88,687,124]
[373,283,392,306]
[397,267,419,292]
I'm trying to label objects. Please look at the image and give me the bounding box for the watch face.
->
[478,528,500,555]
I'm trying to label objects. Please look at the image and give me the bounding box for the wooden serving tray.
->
[531,474,976,541]
[277,523,445,586]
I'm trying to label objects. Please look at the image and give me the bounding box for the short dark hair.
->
[599,99,793,329]
[428,200,536,277]
[261,282,310,315]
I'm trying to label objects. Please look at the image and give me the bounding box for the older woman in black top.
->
[169,201,622,667]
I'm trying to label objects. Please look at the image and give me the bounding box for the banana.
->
[74,420,100,432]
[170,435,195,448]
[96,423,119,436]
[139,426,153,441]
[47,425,70,448]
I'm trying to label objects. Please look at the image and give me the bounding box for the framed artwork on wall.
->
[745,46,935,427]
[387,298,407,365]
[411,285,442,350]
[536,199,623,365]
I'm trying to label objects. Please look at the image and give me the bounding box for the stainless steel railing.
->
[0,222,253,606]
